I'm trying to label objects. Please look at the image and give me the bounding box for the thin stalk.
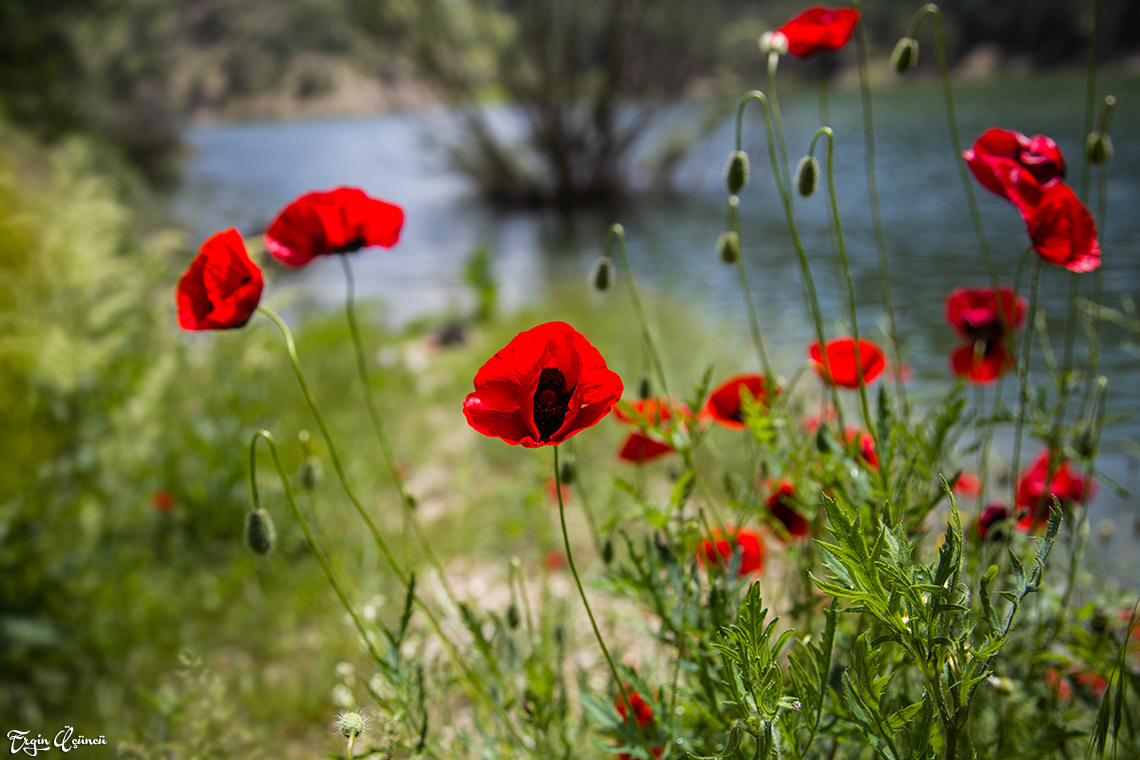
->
[727,196,774,378]
[567,438,602,552]
[817,56,830,127]
[552,445,653,757]
[852,0,907,416]
[609,224,671,399]
[340,255,461,606]
[1010,259,1044,501]
[1080,95,1115,413]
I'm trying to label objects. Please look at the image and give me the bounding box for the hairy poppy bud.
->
[602,537,615,564]
[890,37,919,74]
[638,375,652,400]
[1085,132,1113,165]
[815,423,831,453]
[559,459,575,486]
[1074,427,1097,459]
[300,454,323,490]
[795,156,819,197]
[717,231,741,264]
[725,151,750,195]
[506,602,520,630]
[244,508,276,556]
[592,256,615,292]
[759,30,789,56]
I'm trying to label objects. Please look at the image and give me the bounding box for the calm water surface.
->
[172,70,1140,574]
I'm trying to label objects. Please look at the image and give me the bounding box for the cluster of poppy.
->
[974,448,1095,539]
[175,187,404,331]
[944,285,1028,384]
[964,127,1100,273]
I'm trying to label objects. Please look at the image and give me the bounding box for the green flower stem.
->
[810,127,875,447]
[852,0,908,416]
[735,90,842,427]
[258,305,410,589]
[567,438,603,552]
[1080,95,1115,413]
[1010,258,1044,501]
[609,224,671,400]
[817,56,830,127]
[765,52,793,193]
[726,196,774,379]
[340,255,461,606]
[553,445,652,757]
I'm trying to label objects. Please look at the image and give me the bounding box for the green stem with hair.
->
[726,195,773,378]
[1010,259,1043,501]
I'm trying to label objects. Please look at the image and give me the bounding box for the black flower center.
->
[533,367,574,440]
[334,237,367,254]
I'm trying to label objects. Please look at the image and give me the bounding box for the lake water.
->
[171,70,1140,575]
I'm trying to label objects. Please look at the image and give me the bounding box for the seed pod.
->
[725,150,750,195]
[890,37,919,74]
[244,507,276,556]
[591,256,616,292]
[1085,132,1113,165]
[795,156,819,197]
[717,231,741,264]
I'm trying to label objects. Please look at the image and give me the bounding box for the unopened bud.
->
[638,375,652,400]
[591,256,615,292]
[300,454,323,490]
[795,156,819,197]
[334,710,368,739]
[244,508,276,556]
[506,602,520,630]
[759,30,789,56]
[815,423,830,453]
[602,538,615,564]
[890,37,919,74]
[1074,427,1097,459]
[717,231,741,264]
[725,151,750,195]
[1085,132,1113,165]
[559,459,575,486]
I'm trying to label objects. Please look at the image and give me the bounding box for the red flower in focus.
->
[698,526,766,576]
[1015,448,1095,531]
[809,338,886,388]
[613,398,693,463]
[774,6,860,58]
[176,228,264,331]
[945,285,1027,384]
[463,322,623,447]
[766,481,810,540]
[976,502,1011,541]
[845,428,879,471]
[704,375,777,430]
[1027,182,1101,273]
[265,187,404,267]
[963,128,1065,214]
[151,490,175,514]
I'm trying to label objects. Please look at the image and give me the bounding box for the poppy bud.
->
[602,537,615,564]
[300,454,323,490]
[1090,609,1109,633]
[1074,427,1097,459]
[559,459,575,486]
[815,423,831,453]
[759,30,789,56]
[553,625,564,646]
[638,375,652,400]
[244,507,276,556]
[1085,132,1113,165]
[592,256,616,292]
[890,37,919,74]
[717,231,741,264]
[725,151,750,195]
[795,156,819,197]
[506,602,520,630]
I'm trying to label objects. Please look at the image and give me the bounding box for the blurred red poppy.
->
[614,688,663,760]
[952,471,981,498]
[845,428,879,471]
[1027,183,1101,273]
[697,526,766,576]
[151,490,175,514]
[963,128,1065,214]
[176,228,264,331]
[265,186,404,267]
[945,286,1027,342]
[613,397,693,463]
[617,433,675,463]
[949,343,1015,384]
[463,321,623,447]
[809,338,886,388]
[704,375,777,430]
[774,6,860,57]
[766,481,810,539]
[1015,448,1095,531]
[975,502,1010,540]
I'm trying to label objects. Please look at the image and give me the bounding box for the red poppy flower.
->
[773,6,860,58]
[264,186,404,268]
[952,471,981,498]
[463,321,623,447]
[614,688,655,730]
[809,338,886,388]
[617,432,676,463]
[697,526,766,576]
[1027,182,1101,273]
[1015,448,1095,531]
[704,375,778,430]
[1045,668,1074,702]
[963,128,1065,213]
[845,427,879,471]
[945,286,1027,343]
[1071,669,1108,697]
[949,342,1016,384]
[613,397,694,463]
[176,228,264,330]
[766,481,810,539]
[975,502,1010,540]
[151,490,175,514]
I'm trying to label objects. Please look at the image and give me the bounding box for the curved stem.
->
[609,224,671,400]
[553,445,651,756]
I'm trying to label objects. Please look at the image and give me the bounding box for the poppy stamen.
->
[534,367,573,439]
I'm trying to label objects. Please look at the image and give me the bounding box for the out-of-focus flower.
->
[773,6,860,58]
[176,229,264,331]
[766,480,810,540]
[697,526,766,576]
[264,187,403,267]
[704,375,778,430]
[809,338,887,388]
[1015,448,1095,531]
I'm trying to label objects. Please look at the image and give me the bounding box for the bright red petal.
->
[809,338,886,388]
[704,375,774,429]
[176,228,263,330]
[618,432,675,463]
[1028,183,1101,272]
[777,6,860,57]
[949,342,1014,384]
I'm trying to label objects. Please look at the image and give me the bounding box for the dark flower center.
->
[533,367,574,440]
[334,237,367,254]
